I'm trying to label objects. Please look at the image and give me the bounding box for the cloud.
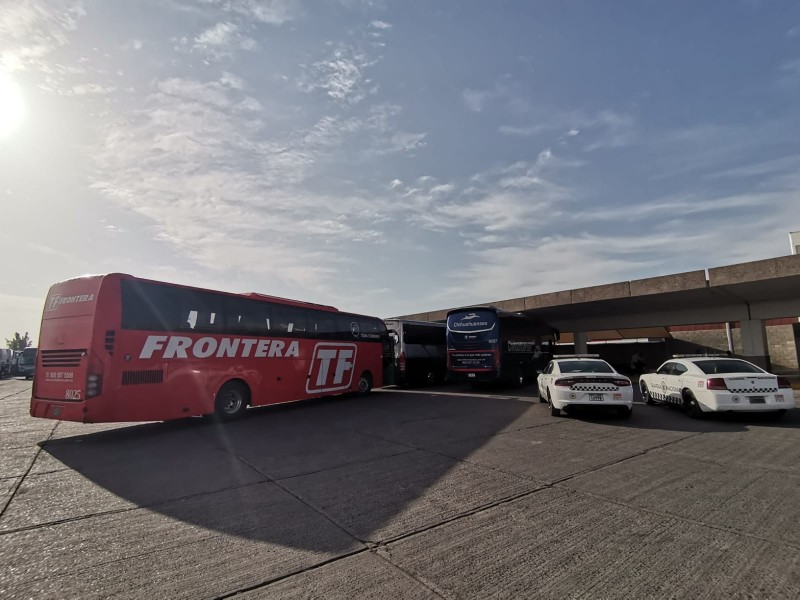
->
[189,21,257,59]
[0,0,85,72]
[462,88,491,113]
[88,74,408,299]
[390,150,575,235]
[369,20,392,29]
[499,109,636,151]
[498,125,543,137]
[70,83,117,95]
[198,0,299,25]
[298,45,380,104]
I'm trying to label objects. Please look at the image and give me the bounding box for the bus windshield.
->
[446,309,498,346]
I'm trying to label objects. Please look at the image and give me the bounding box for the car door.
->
[539,361,555,396]
[656,362,676,403]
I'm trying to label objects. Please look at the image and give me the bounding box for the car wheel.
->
[547,390,561,416]
[640,382,655,406]
[618,406,632,419]
[357,372,373,395]
[213,380,249,422]
[685,392,705,419]
[538,385,547,403]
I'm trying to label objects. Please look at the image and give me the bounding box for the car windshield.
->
[693,359,765,375]
[558,360,614,374]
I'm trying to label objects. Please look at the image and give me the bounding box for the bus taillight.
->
[86,373,103,398]
[399,351,406,372]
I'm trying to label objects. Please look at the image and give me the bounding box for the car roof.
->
[554,357,607,362]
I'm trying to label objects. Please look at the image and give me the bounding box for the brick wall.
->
[669,323,799,373]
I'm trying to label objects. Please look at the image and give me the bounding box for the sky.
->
[2,0,800,345]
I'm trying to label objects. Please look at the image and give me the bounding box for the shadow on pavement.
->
[37,389,534,551]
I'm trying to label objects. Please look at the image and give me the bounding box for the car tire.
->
[685,392,705,419]
[213,380,250,422]
[547,390,561,416]
[640,382,655,406]
[538,387,547,403]
[357,372,373,395]
[618,406,632,419]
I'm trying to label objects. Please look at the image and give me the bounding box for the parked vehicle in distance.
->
[384,319,446,386]
[446,306,557,387]
[30,274,393,423]
[537,355,633,417]
[639,356,793,419]
[17,347,37,380]
[0,348,13,378]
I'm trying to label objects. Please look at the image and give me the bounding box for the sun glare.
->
[0,73,26,139]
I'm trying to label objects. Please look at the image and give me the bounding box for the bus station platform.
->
[1,378,799,598]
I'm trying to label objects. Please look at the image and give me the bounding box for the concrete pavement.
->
[1,378,799,598]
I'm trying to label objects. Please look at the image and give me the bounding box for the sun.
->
[0,72,26,139]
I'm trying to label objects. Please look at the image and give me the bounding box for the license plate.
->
[589,394,603,401]
[467,373,476,378]
[748,396,765,404]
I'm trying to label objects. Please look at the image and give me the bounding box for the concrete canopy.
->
[395,255,800,336]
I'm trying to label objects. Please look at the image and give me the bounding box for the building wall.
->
[669,321,799,373]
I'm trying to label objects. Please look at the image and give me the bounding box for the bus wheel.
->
[214,381,249,421]
[357,372,373,395]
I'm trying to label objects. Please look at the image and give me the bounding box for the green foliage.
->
[6,332,31,351]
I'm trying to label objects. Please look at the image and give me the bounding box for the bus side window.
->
[271,306,309,338]
[310,312,337,340]
[226,298,270,336]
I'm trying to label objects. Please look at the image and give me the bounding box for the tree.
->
[6,332,31,351]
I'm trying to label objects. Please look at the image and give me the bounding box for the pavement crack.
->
[0,421,59,520]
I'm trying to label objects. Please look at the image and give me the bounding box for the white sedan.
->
[639,356,793,419]
[537,357,634,418]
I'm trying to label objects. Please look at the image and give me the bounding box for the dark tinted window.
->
[694,359,764,375]
[656,362,676,375]
[403,324,445,346]
[557,360,614,374]
[673,363,689,375]
[121,279,354,339]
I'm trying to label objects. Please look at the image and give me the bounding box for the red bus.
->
[30,274,393,423]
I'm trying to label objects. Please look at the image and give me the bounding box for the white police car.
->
[537,356,633,418]
[639,356,793,419]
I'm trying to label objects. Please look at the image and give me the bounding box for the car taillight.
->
[554,378,575,387]
[399,351,406,372]
[613,378,632,387]
[778,377,792,389]
[706,378,728,391]
[494,350,500,369]
[86,373,103,398]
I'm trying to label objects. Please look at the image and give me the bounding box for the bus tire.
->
[213,380,250,421]
[357,372,373,395]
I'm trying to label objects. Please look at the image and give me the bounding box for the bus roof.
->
[446,305,558,335]
[242,293,339,313]
[58,273,344,314]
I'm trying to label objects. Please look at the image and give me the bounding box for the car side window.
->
[656,362,675,376]
[672,363,688,376]
[543,362,553,374]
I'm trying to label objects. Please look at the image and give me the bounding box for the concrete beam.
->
[750,299,800,321]
[629,270,707,296]
[570,282,631,304]
[524,290,572,311]
[493,297,526,312]
[708,254,800,286]
[547,304,751,332]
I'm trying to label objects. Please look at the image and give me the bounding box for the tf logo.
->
[306,343,357,394]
